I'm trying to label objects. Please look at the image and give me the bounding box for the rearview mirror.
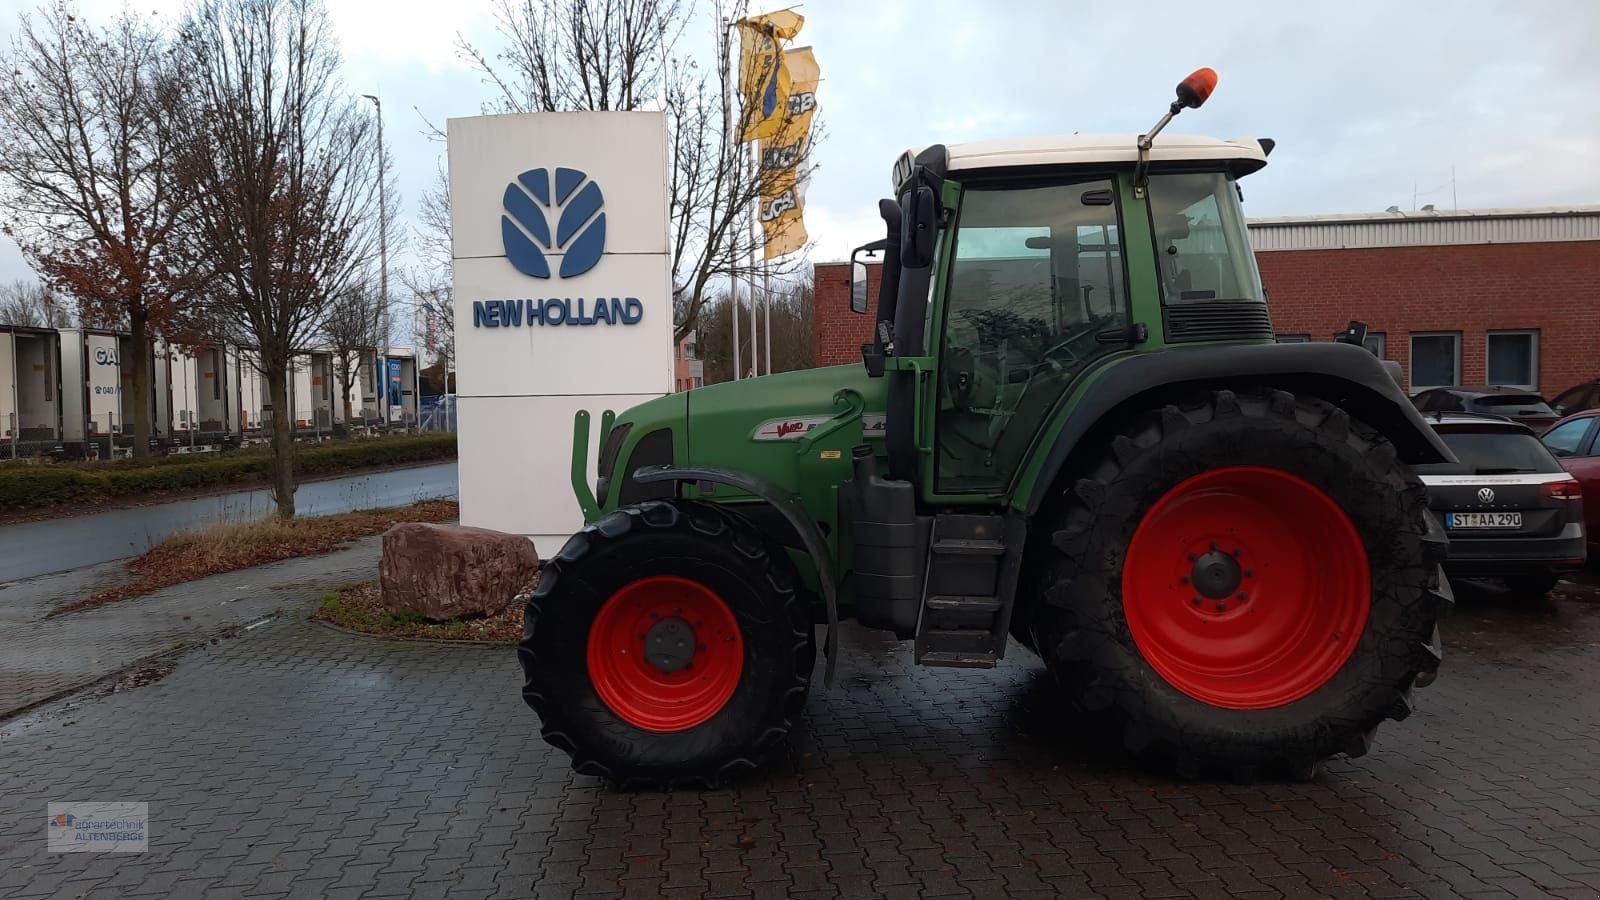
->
[850,260,869,313]
[901,184,938,268]
[848,239,889,315]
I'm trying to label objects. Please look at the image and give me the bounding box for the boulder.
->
[379,523,539,621]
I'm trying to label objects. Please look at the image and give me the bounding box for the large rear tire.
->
[1031,389,1451,779]
[519,500,815,788]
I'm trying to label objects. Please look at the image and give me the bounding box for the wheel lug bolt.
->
[1187,554,1197,562]
[1191,595,1203,605]
[1215,602,1227,612]
[1209,541,1217,551]
[1180,575,1190,584]
[1244,569,1254,578]
[1237,592,1247,600]
[1231,547,1242,556]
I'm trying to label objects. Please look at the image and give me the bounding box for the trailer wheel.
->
[1032,389,1451,779]
[519,500,815,788]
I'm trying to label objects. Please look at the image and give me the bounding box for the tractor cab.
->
[865,137,1273,495]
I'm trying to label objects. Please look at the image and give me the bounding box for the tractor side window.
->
[1147,173,1265,305]
[935,177,1129,493]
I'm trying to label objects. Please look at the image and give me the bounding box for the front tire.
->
[519,500,815,788]
[1032,389,1452,779]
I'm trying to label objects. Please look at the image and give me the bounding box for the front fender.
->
[1015,341,1453,516]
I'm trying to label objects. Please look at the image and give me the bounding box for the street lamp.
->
[362,93,391,423]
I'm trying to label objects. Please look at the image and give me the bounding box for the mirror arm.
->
[1133,101,1184,199]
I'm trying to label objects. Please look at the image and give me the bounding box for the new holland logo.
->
[501,167,606,279]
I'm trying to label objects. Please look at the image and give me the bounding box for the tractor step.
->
[918,650,997,669]
[922,629,994,654]
[930,537,1008,556]
[925,595,1003,629]
[913,514,1026,669]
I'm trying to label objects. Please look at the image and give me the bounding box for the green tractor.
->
[519,69,1453,786]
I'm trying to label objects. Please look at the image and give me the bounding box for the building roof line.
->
[1249,205,1600,227]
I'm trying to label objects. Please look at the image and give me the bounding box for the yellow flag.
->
[736,10,805,143]
[759,46,818,260]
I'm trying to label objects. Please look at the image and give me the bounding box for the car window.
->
[1439,430,1565,473]
[1474,394,1555,416]
[1541,418,1593,457]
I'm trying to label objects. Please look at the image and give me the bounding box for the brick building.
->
[815,206,1600,398]
[673,331,704,392]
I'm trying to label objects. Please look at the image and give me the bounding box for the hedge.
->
[0,434,457,511]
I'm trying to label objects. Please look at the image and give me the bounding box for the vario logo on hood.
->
[501,167,606,279]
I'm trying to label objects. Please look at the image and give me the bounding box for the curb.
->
[309,616,515,648]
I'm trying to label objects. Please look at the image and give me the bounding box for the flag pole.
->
[762,259,772,374]
[721,14,741,381]
[748,143,761,378]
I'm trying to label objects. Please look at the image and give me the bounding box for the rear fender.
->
[1016,341,1455,517]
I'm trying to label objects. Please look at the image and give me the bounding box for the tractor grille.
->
[1163,301,1275,344]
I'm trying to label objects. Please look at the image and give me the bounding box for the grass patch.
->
[54,499,460,616]
[0,433,457,511]
[311,580,523,643]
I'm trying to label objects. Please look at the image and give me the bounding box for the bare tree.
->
[695,274,811,384]
[0,280,72,328]
[320,282,386,425]
[169,0,381,517]
[0,3,188,456]
[458,0,818,344]
[403,163,454,373]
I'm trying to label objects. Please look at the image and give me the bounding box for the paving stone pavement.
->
[0,537,383,717]
[2,579,1600,899]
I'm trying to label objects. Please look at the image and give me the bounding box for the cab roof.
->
[899,133,1271,185]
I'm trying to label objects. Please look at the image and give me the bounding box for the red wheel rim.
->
[586,575,744,732]
[1122,466,1370,710]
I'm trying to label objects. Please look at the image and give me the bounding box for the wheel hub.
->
[1191,549,1241,599]
[643,617,696,673]
[586,576,745,733]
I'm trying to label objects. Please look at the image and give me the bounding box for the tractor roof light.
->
[1135,67,1220,197]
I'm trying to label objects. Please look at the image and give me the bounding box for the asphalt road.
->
[0,461,458,584]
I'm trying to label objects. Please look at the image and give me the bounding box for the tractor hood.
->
[682,364,886,465]
[595,363,886,512]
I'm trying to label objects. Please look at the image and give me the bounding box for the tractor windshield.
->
[1146,172,1265,305]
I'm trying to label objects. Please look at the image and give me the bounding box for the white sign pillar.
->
[448,111,675,557]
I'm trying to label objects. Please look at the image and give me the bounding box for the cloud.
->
[3,0,1597,292]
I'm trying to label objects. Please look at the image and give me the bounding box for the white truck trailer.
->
[0,326,64,457]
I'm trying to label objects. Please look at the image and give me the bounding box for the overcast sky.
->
[2,0,1597,286]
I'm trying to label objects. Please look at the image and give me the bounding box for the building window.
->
[1486,330,1538,390]
[1275,334,1311,343]
[1410,332,1461,390]
[1363,332,1386,358]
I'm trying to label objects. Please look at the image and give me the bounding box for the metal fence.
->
[418,395,457,434]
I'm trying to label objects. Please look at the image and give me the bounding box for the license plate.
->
[1447,511,1523,529]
